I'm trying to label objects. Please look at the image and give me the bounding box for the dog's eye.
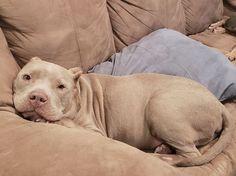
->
[58,84,65,89]
[22,74,31,81]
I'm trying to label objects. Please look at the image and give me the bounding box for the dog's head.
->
[13,57,82,122]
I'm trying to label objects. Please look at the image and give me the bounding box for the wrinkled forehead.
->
[19,61,73,81]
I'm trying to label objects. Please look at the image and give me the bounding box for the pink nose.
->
[29,90,48,108]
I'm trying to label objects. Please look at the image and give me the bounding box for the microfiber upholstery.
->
[0,0,115,72]
[0,28,20,113]
[224,0,236,8]
[0,0,236,176]
[107,0,186,50]
[182,0,223,34]
[0,0,223,70]
[0,111,183,176]
[108,0,223,51]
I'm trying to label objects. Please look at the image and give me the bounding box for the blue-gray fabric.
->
[89,29,236,101]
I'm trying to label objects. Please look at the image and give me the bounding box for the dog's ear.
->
[69,67,83,80]
[30,56,42,62]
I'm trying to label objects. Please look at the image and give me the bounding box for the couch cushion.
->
[190,29,236,56]
[108,0,223,51]
[0,28,20,113]
[107,0,186,51]
[225,0,236,8]
[224,0,236,16]
[182,0,223,35]
[0,0,115,71]
[0,111,183,176]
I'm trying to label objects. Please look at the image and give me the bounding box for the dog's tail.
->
[175,108,234,167]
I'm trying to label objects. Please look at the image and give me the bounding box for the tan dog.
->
[13,57,234,167]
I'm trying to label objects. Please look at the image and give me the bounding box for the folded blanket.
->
[89,29,236,101]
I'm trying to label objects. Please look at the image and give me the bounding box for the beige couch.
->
[0,0,236,175]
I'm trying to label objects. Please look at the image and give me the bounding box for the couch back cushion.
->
[108,0,224,51]
[225,0,236,8]
[107,0,186,51]
[182,0,223,34]
[0,0,223,68]
[0,28,20,113]
[0,0,115,71]
[224,0,236,16]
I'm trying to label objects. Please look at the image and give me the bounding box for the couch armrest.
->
[0,27,20,113]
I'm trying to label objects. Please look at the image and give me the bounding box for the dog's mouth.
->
[21,110,58,123]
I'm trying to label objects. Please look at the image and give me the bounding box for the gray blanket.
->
[89,29,236,101]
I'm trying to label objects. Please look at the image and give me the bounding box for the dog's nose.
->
[29,90,48,108]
